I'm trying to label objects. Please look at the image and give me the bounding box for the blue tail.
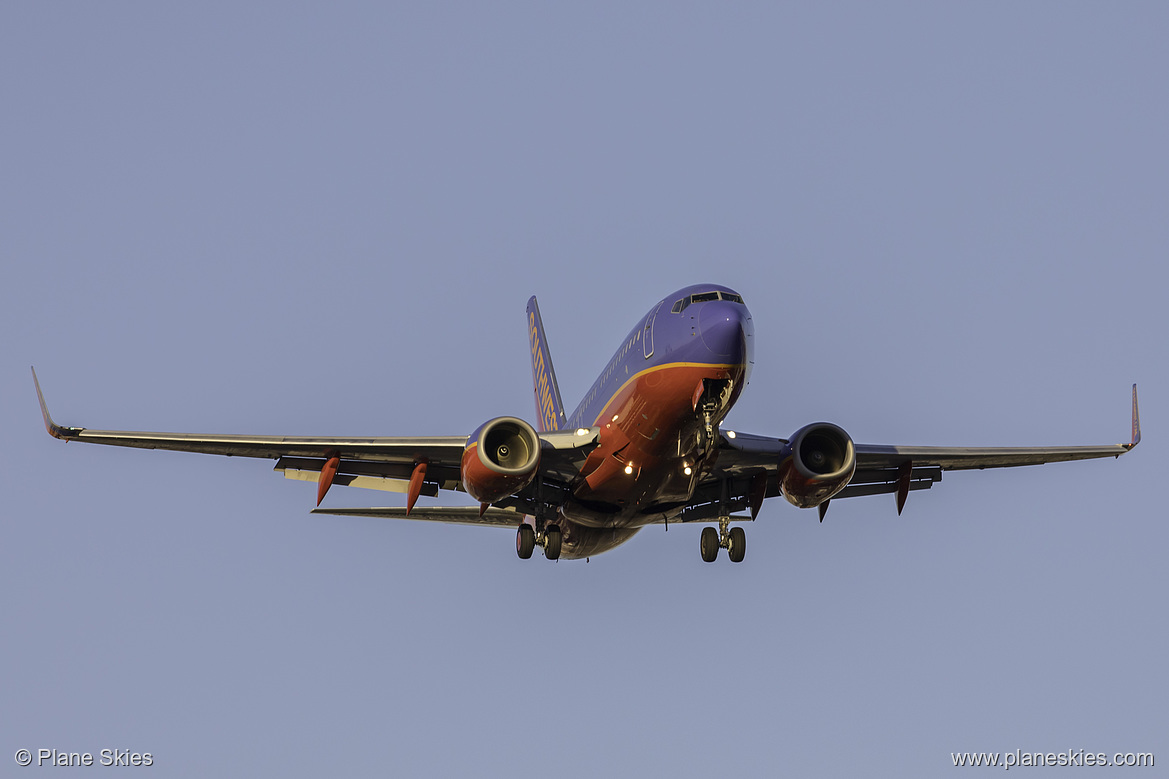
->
[526,296,566,432]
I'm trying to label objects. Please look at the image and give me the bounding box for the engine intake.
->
[778,422,856,508]
[461,416,541,504]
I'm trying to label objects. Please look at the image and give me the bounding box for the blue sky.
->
[3,3,1165,776]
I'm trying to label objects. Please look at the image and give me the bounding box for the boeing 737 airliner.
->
[33,284,1140,562]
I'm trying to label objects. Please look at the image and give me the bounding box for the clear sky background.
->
[3,3,1164,777]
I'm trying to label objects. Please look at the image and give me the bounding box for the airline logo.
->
[529,311,559,432]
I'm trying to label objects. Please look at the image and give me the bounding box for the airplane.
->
[33,283,1140,563]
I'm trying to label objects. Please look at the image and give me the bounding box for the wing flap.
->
[274,456,461,491]
[280,469,443,496]
[834,478,937,500]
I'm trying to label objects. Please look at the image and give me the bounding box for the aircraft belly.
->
[574,361,743,507]
[556,520,641,560]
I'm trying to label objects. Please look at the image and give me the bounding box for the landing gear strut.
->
[699,516,746,563]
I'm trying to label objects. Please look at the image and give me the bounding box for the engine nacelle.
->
[461,416,541,504]
[778,422,856,508]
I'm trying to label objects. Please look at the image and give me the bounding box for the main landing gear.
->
[516,523,561,561]
[700,516,745,563]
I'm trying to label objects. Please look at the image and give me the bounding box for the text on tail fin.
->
[527,296,566,432]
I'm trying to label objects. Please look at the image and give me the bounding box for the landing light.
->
[612,414,619,422]
[684,466,692,476]
[726,430,736,439]
[575,428,589,436]
[624,464,634,475]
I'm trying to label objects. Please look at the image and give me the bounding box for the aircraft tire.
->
[700,526,719,562]
[516,525,535,559]
[728,526,746,563]
[544,525,562,560]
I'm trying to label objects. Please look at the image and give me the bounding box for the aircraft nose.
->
[699,300,747,360]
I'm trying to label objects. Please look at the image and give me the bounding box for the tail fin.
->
[526,296,566,432]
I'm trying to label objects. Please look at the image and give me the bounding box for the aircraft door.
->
[643,301,663,359]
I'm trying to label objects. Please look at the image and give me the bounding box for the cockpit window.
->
[671,291,744,313]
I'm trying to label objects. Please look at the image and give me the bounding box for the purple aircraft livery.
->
[33,284,1140,562]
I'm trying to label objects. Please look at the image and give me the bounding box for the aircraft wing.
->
[703,385,1140,511]
[32,368,598,497]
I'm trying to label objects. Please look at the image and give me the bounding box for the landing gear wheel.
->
[543,525,562,560]
[516,524,535,559]
[700,526,719,562]
[727,526,746,563]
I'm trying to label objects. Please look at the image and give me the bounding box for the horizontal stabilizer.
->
[311,506,524,528]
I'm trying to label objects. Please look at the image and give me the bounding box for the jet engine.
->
[778,422,856,508]
[461,416,541,504]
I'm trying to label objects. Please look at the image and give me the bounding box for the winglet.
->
[31,367,73,440]
[1129,384,1141,449]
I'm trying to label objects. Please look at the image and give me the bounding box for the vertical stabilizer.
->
[526,296,566,432]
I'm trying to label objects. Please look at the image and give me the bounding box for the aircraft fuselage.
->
[553,285,754,557]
